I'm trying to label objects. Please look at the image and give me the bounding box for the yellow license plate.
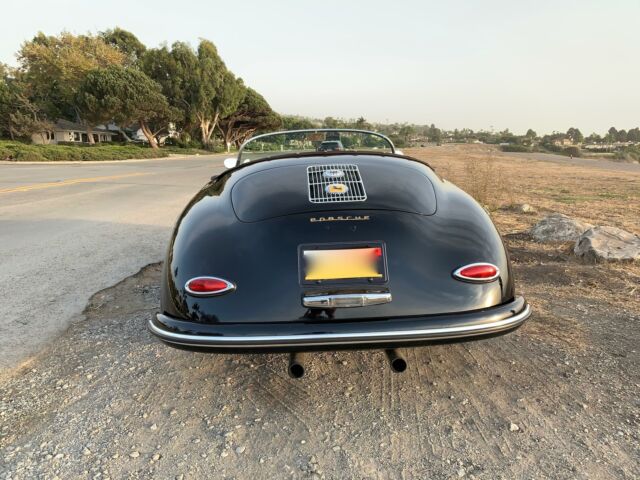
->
[303,246,384,281]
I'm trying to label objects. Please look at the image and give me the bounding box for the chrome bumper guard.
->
[302,292,392,308]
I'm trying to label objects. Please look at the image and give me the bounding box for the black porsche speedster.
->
[149,129,530,376]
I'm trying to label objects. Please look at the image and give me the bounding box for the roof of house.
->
[54,119,115,134]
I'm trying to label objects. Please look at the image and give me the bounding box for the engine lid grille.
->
[307,164,367,203]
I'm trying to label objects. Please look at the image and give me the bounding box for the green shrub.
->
[539,143,582,158]
[563,146,581,157]
[18,150,47,161]
[500,144,531,153]
[614,147,640,162]
[540,143,562,154]
[165,137,203,149]
[0,140,178,161]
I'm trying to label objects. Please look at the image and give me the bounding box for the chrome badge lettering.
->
[310,215,370,223]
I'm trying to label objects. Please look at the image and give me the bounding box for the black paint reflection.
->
[159,154,515,325]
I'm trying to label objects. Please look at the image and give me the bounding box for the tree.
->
[605,127,618,143]
[427,123,442,143]
[76,66,176,148]
[141,43,192,133]
[142,40,229,146]
[193,40,226,145]
[616,129,628,142]
[566,127,583,144]
[0,65,53,140]
[99,28,146,64]
[282,115,316,130]
[354,117,371,131]
[398,124,415,144]
[74,71,114,142]
[585,133,602,144]
[525,129,537,139]
[323,117,341,128]
[218,88,281,149]
[18,32,126,142]
[498,128,516,144]
[627,127,640,142]
[214,72,246,151]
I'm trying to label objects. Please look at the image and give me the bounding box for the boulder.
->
[515,203,536,214]
[530,213,592,242]
[505,203,536,214]
[574,226,640,262]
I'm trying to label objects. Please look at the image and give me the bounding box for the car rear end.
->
[150,155,530,353]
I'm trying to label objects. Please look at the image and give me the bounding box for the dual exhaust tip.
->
[288,352,306,379]
[384,348,408,373]
[287,349,407,379]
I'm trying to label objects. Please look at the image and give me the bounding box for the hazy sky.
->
[2,0,639,134]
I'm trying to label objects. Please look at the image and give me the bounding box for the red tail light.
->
[453,263,500,283]
[185,277,235,296]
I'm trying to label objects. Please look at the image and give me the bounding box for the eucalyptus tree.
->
[18,32,126,141]
[194,40,228,145]
[215,71,247,151]
[76,66,176,148]
[141,42,194,134]
[218,88,281,150]
[143,39,232,146]
[566,127,584,144]
[0,65,52,140]
[282,115,317,131]
[99,27,147,65]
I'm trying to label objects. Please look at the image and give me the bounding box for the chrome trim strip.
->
[148,304,531,348]
[303,293,392,308]
[184,276,236,297]
[452,262,501,283]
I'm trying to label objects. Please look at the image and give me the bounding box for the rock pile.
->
[530,214,639,262]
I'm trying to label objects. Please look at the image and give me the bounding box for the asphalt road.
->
[0,154,226,370]
[504,151,640,173]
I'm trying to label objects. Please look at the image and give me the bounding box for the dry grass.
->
[405,144,640,314]
[406,144,640,234]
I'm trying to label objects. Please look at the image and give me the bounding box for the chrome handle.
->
[303,293,392,308]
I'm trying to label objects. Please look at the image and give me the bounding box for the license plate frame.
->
[298,241,388,285]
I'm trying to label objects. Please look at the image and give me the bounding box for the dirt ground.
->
[1,146,639,479]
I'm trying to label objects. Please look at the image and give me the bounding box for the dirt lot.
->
[1,146,639,479]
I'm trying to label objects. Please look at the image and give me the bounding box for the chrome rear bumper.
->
[148,297,531,351]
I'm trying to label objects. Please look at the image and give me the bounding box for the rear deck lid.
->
[231,160,437,222]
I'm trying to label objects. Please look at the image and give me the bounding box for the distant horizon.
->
[277,112,638,137]
[2,0,638,135]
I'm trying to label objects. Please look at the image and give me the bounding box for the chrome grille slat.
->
[307,164,367,203]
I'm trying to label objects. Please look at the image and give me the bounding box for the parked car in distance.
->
[317,140,344,152]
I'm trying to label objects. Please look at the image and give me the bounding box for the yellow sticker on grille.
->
[325,183,348,194]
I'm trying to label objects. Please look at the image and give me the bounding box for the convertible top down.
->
[149,129,530,376]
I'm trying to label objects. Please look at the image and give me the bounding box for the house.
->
[31,119,117,145]
[552,137,573,147]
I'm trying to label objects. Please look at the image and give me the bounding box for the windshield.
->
[237,129,395,164]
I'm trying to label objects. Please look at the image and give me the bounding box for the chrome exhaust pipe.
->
[384,349,407,373]
[288,352,306,379]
